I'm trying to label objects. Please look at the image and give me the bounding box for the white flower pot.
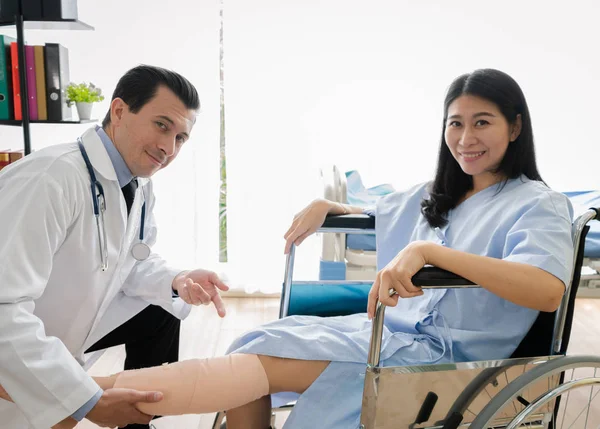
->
[76,102,93,121]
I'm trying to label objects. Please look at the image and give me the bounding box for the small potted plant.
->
[66,82,105,121]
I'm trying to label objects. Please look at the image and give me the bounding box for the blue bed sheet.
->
[565,191,600,258]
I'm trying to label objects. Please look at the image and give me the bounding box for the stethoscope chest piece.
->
[131,242,151,261]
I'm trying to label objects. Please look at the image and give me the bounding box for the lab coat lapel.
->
[79,128,118,181]
[78,128,133,344]
[79,128,128,232]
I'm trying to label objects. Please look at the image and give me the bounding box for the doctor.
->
[0,65,229,429]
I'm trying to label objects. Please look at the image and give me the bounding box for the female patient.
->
[1,68,574,429]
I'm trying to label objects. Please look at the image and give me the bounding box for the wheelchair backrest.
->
[510,223,591,358]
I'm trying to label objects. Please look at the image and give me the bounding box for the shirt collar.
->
[95,125,134,187]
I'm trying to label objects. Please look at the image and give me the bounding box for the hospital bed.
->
[213,184,600,428]
[319,165,600,297]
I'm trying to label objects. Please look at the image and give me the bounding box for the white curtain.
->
[222,0,600,293]
[0,0,222,271]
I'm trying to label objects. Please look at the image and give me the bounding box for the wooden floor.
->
[77,297,600,429]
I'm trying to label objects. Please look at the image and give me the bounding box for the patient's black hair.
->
[421,68,543,228]
[102,64,200,127]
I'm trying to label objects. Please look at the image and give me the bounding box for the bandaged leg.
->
[113,354,269,415]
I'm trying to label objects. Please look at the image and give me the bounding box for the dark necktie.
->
[121,178,138,216]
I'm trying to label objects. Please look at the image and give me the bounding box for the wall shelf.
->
[0,5,94,155]
[0,119,97,126]
[0,19,93,31]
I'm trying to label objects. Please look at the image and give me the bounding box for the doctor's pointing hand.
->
[172,269,230,317]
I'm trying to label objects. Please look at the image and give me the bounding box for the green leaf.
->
[65,82,105,106]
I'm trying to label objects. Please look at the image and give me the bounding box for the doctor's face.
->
[444,95,521,186]
[110,85,197,177]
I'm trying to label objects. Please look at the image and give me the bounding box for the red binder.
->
[10,42,21,121]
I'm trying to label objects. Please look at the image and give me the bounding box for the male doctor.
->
[0,65,229,429]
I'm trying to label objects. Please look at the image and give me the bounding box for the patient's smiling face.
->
[444,94,521,189]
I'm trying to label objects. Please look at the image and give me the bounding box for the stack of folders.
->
[0,35,71,121]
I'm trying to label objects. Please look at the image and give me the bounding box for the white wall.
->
[225,0,600,193]
[224,0,600,292]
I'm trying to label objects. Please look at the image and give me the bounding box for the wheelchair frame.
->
[215,207,599,429]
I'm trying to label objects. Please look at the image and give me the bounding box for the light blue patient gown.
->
[227,176,574,428]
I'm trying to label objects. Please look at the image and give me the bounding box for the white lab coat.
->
[0,128,191,428]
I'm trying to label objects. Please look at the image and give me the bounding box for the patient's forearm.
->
[423,242,565,312]
[113,354,269,415]
[327,200,364,215]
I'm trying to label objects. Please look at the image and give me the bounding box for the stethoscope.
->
[78,139,151,271]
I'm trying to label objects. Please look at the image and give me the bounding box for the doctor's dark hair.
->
[420,68,543,228]
[102,65,200,127]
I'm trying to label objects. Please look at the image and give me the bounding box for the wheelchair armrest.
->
[412,266,476,287]
[319,215,473,286]
[320,214,375,230]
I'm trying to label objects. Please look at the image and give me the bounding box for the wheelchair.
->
[214,206,600,429]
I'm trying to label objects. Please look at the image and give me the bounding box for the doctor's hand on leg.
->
[0,382,161,429]
[86,387,163,428]
[172,269,230,317]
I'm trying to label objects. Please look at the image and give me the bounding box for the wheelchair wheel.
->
[470,355,600,429]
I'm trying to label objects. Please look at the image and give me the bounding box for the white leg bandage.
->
[113,354,269,415]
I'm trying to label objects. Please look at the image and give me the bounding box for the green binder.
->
[0,35,16,120]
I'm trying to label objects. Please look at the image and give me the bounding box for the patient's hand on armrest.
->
[284,198,365,254]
